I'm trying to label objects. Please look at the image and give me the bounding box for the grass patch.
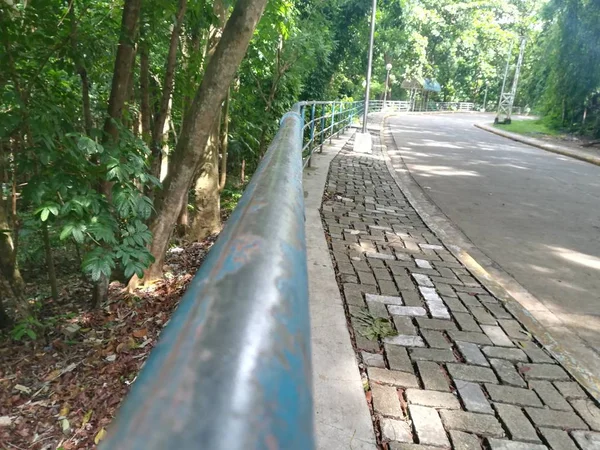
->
[494,119,560,136]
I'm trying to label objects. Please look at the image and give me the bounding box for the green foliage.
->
[354,309,397,341]
[494,119,559,136]
[10,316,43,341]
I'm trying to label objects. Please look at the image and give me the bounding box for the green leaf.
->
[40,208,50,222]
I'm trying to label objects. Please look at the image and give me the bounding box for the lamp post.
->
[361,0,377,134]
[383,63,392,107]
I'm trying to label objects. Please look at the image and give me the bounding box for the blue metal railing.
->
[100,99,365,450]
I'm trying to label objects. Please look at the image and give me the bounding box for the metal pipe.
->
[101,110,313,450]
[361,0,377,133]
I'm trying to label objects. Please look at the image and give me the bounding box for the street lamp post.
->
[361,0,377,134]
[383,63,392,106]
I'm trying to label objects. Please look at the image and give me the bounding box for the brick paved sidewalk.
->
[320,130,600,450]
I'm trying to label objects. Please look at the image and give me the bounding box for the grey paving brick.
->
[485,384,543,407]
[419,286,451,319]
[512,340,554,363]
[393,315,418,335]
[498,319,529,340]
[353,260,372,272]
[571,430,600,449]
[449,430,482,450]
[366,251,396,260]
[539,428,579,450]
[380,418,412,443]
[388,305,427,317]
[380,280,401,295]
[490,359,526,387]
[471,308,498,326]
[487,439,547,450]
[417,361,451,392]
[416,317,458,331]
[401,290,424,307]
[517,363,570,381]
[415,258,433,269]
[385,344,415,373]
[374,268,393,281]
[388,443,445,450]
[455,285,487,294]
[356,334,380,352]
[570,399,600,431]
[485,303,512,319]
[554,381,588,399]
[453,312,482,332]
[476,294,498,304]
[362,351,386,368]
[482,347,528,362]
[456,341,489,367]
[525,407,589,430]
[449,331,493,345]
[412,273,434,287]
[385,335,425,347]
[456,380,493,414]
[529,380,572,411]
[365,293,404,305]
[494,403,541,442]
[409,405,450,447]
[410,348,457,362]
[421,329,451,349]
[357,270,377,285]
[372,383,403,418]
[343,282,378,306]
[444,297,469,313]
[368,367,419,387]
[366,300,389,318]
[481,325,514,347]
[406,388,461,409]
[459,293,482,307]
[447,364,499,384]
[394,272,416,290]
[435,283,458,297]
[439,410,505,437]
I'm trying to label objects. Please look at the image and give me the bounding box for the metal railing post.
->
[320,104,325,152]
[330,102,336,143]
[308,104,315,167]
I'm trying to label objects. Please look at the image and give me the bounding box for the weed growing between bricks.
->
[318,128,600,449]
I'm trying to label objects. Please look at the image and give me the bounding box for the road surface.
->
[388,113,600,354]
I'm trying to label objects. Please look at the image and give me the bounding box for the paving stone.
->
[571,399,600,431]
[421,329,451,349]
[368,367,419,387]
[477,294,498,304]
[362,351,386,368]
[512,340,554,363]
[459,293,482,307]
[471,308,498,326]
[380,418,412,443]
[481,325,514,347]
[366,251,396,260]
[410,348,456,363]
[482,347,528,362]
[554,381,588,399]
[435,283,458,297]
[453,312,482,332]
[487,439,547,450]
[485,384,542,407]
[416,361,450,392]
[456,341,489,367]
[449,430,482,450]
[366,300,389,318]
[365,293,404,305]
[529,381,572,411]
[489,359,526,387]
[415,259,433,269]
[525,407,589,430]
[439,410,505,437]
[494,403,541,442]
[385,335,425,347]
[394,272,416,290]
[498,319,529,340]
[385,344,415,373]
[372,383,403,418]
[455,285,487,294]
[388,306,427,317]
[406,388,461,409]
[456,380,493,414]
[419,286,451,319]
[356,334,381,352]
[409,405,450,447]
[380,280,401,295]
[517,363,570,381]
[353,260,372,272]
[374,268,393,281]
[416,317,458,331]
[539,428,579,450]
[393,316,418,335]
[571,430,600,449]
[445,298,469,313]
[447,364,499,384]
[343,283,378,306]
[401,290,424,307]
[485,303,512,320]
[412,273,434,287]
[388,443,445,450]
[449,331,492,345]
[357,270,377,285]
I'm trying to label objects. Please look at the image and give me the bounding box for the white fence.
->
[370,100,476,113]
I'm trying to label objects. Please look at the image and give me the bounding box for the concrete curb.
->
[475,123,600,167]
[380,116,600,403]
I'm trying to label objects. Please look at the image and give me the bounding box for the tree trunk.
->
[140,37,152,143]
[130,0,268,287]
[42,222,58,300]
[219,87,230,191]
[70,3,94,137]
[0,198,28,321]
[240,159,245,184]
[150,0,187,179]
[95,0,141,305]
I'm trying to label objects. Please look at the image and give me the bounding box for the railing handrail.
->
[101,107,313,449]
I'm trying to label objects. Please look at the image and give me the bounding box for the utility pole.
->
[496,38,525,124]
[361,0,377,133]
[354,0,377,153]
[483,84,488,112]
[383,63,392,106]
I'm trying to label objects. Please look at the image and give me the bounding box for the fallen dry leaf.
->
[94,427,107,444]
[132,328,148,338]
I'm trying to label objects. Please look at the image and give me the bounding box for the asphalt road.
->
[388,113,600,354]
